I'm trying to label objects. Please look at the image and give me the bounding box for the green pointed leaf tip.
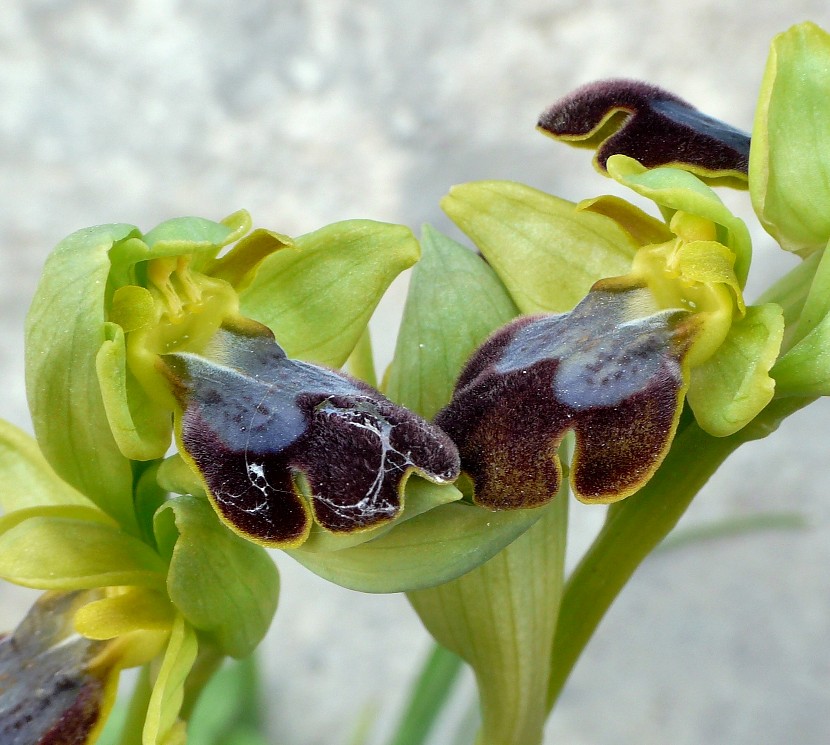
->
[156,494,279,658]
[751,22,830,255]
[385,225,519,419]
[538,79,750,186]
[441,181,638,314]
[239,220,420,367]
[435,287,697,508]
[165,325,459,548]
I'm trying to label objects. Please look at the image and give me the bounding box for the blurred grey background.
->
[2,2,830,744]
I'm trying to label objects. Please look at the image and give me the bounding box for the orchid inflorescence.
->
[2,20,830,745]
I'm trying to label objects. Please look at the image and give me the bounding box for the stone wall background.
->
[2,2,830,743]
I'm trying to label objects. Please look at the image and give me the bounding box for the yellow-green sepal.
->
[441,181,637,313]
[239,220,420,367]
[687,303,784,436]
[154,494,279,658]
[750,22,830,256]
[0,419,96,513]
[0,505,167,590]
[26,224,140,529]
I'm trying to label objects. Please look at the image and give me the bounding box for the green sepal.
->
[771,304,830,396]
[154,494,279,658]
[97,322,173,460]
[0,506,167,590]
[143,613,199,745]
[687,304,784,436]
[750,23,830,256]
[239,220,420,366]
[25,224,140,529]
[0,419,95,513]
[606,155,752,287]
[441,181,637,313]
[156,453,207,498]
[409,495,567,745]
[344,326,378,387]
[286,501,546,593]
[789,243,830,346]
[384,225,519,419]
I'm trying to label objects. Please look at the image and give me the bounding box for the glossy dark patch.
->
[537,79,750,179]
[0,592,107,745]
[435,288,695,508]
[165,327,460,546]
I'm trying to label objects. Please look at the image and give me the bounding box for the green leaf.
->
[155,495,279,658]
[0,508,166,590]
[25,224,140,529]
[143,614,199,745]
[606,155,752,286]
[409,495,568,745]
[687,303,784,436]
[0,419,95,513]
[387,644,463,745]
[384,225,519,419]
[750,22,830,256]
[187,656,268,745]
[239,220,420,367]
[441,181,637,314]
[286,500,545,593]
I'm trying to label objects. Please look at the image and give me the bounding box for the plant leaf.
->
[384,225,519,419]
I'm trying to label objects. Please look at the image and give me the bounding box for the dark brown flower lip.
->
[435,287,696,509]
[0,592,109,745]
[537,79,750,179]
[165,326,460,547]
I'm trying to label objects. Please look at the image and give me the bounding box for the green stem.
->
[387,643,464,745]
[181,644,225,720]
[117,665,153,745]
[546,395,811,708]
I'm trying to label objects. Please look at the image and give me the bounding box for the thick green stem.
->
[546,395,811,708]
